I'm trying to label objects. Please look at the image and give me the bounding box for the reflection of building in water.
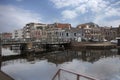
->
[1,52,44,67]
[79,50,118,63]
[118,49,120,55]
[1,49,119,67]
[46,51,78,64]
[2,59,27,67]
[45,49,118,64]
[0,60,1,70]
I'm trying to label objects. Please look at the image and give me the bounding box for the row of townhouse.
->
[46,27,82,42]
[101,27,117,41]
[77,22,119,41]
[10,22,120,42]
[77,22,102,41]
[12,22,81,42]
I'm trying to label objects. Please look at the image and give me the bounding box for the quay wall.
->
[70,42,117,49]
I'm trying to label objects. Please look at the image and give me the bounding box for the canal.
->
[0,46,120,80]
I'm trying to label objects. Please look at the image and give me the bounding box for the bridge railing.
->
[52,69,97,80]
[1,38,71,45]
[1,39,30,44]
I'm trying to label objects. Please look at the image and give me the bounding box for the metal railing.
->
[2,41,28,45]
[2,39,70,45]
[52,69,97,80]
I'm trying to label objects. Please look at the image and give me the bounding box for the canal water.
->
[0,46,120,80]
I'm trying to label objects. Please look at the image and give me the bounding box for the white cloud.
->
[94,1,120,27]
[61,10,77,19]
[50,0,120,27]
[16,0,23,2]
[75,4,87,14]
[0,5,42,32]
[110,1,120,7]
[94,15,120,27]
[105,8,120,17]
[87,0,109,13]
[50,0,109,19]
[50,0,88,8]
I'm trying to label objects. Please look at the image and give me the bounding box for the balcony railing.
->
[52,69,97,80]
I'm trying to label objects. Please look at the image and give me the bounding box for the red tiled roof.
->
[56,23,71,29]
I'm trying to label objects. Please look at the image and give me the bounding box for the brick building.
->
[48,23,71,29]
[77,22,102,41]
[55,23,71,29]
[100,27,117,41]
[1,33,12,40]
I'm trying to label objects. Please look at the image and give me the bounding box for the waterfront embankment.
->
[71,42,117,49]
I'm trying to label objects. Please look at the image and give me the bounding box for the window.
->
[37,26,43,30]
[66,33,69,37]
[74,33,76,36]
[62,33,63,36]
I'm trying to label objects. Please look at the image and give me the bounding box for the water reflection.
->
[1,48,120,80]
[118,49,120,55]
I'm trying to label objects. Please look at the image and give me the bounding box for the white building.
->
[46,27,65,42]
[23,23,48,41]
[62,28,82,42]
[12,29,23,40]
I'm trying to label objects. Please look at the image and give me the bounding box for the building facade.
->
[100,27,117,41]
[62,28,82,42]
[117,25,120,37]
[12,29,23,41]
[46,28,65,42]
[46,28,82,43]
[23,23,48,41]
[1,33,12,42]
[45,23,72,42]
[54,23,71,29]
[1,33,12,40]
[77,22,102,41]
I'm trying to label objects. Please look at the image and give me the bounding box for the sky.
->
[0,0,120,32]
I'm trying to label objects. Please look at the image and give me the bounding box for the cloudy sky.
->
[0,0,120,32]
